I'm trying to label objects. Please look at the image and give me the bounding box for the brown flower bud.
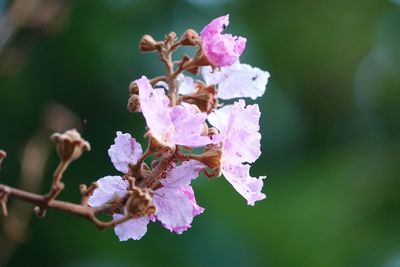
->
[181,83,218,113]
[189,149,222,176]
[127,94,141,113]
[139,34,160,52]
[129,80,139,94]
[208,127,219,137]
[51,129,91,163]
[186,66,200,75]
[180,29,199,46]
[126,187,156,218]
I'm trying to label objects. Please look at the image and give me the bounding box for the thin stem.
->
[45,160,70,203]
[0,184,129,230]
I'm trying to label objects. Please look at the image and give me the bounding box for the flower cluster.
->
[88,14,270,240]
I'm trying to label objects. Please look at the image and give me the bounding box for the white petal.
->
[88,176,128,207]
[113,214,150,241]
[207,104,233,130]
[202,62,269,100]
[108,131,143,174]
[176,73,197,95]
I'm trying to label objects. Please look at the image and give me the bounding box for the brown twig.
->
[0,184,129,230]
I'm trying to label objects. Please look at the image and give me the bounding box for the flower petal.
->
[137,76,172,140]
[221,100,261,164]
[222,163,266,206]
[202,62,269,100]
[108,131,143,174]
[207,104,233,130]
[153,187,196,234]
[170,103,212,147]
[181,186,205,217]
[176,73,197,95]
[200,15,246,67]
[161,160,205,188]
[88,176,128,207]
[113,214,150,241]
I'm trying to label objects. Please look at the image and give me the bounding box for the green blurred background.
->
[1,0,400,266]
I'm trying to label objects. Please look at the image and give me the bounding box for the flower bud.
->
[189,149,222,176]
[139,34,160,52]
[129,80,139,94]
[126,187,156,218]
[51,129,91,163]
[208,127,219,137]
[127,94,141,113]
[181,83,218,113]
[180,29,199,46]
[186,66,200,75]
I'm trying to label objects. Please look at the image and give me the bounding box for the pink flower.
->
[88,131,206,240]
[136,76,212,147]
[218,100,266,206]
[200,14,246,67]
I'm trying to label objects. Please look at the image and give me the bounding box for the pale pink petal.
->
[176,73,197,95]
[200,15,246,67]
[202,62,270,100]
[108,131,143,174]
[207,104,233,130]
[181,186,205,217]
[137,76,172,140]
[169,103,212,147]
[161,160,205,188]
[153,187,194,234]
[222,163,266,206]
[88,176,128,207]
[113,214,150,241]
[221,100,261,164]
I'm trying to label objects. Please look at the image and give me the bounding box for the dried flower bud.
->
[127,94,141,113]
[189,149,222,175]
[129,80,139,94]
[208,127,219,137]
[139,34,160,52]
[181,83,218,113]
[126,187,156,218]
[180,29,199,46]
[0,150,6,168]
[187,66,200,75]
[51,129,91,163]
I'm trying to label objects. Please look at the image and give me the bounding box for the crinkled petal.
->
[176,73,197,95]
[137,76,172,140]
[181,186,205,216]
[202,62,269,100]
[113,214,150,241]
[169,103,212,147]
[200,14,230,38]
[161,160,205,188]
[207,104,233,130]
[200,15,246,67]
[88,176,128,207]
[221,100,261,164]
[222,163,266,206]
[108,131,143,174]
[153,187,195,234]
